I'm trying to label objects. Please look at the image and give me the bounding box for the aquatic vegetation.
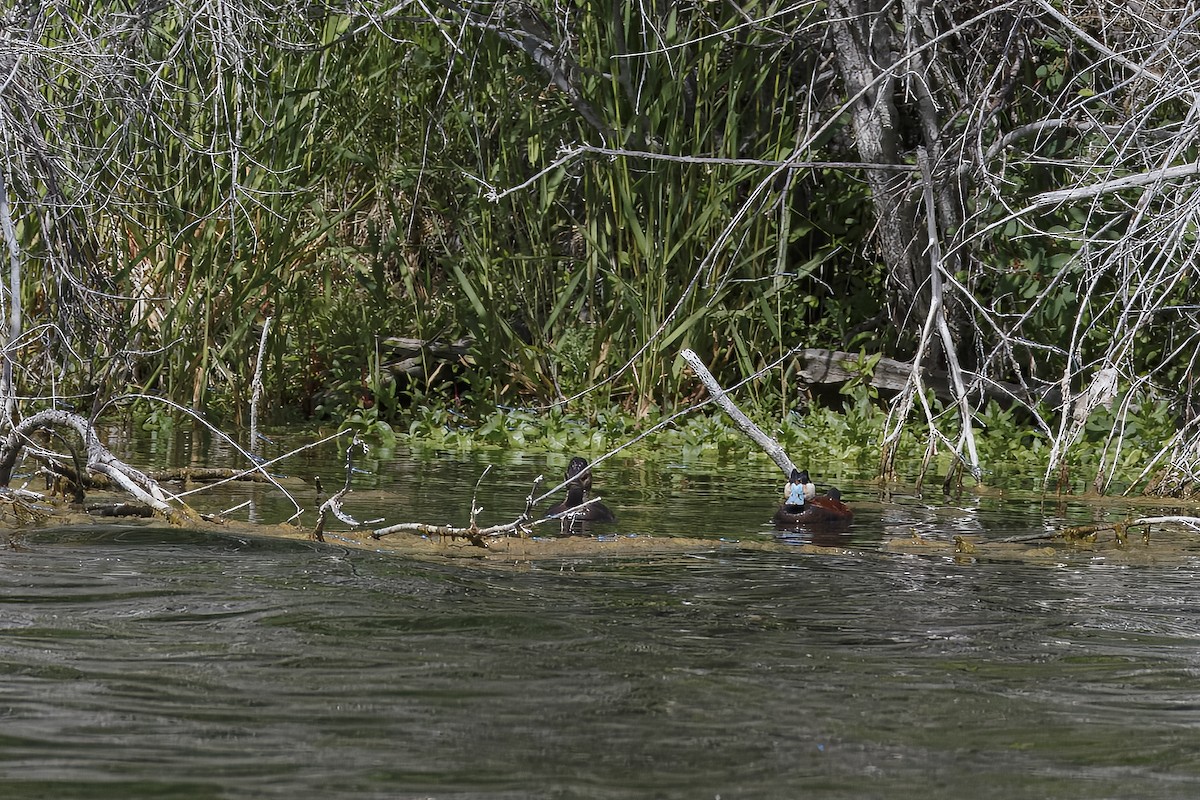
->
[389,382,1178,492]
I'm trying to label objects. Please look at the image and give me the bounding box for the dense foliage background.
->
[1,1,1198,492]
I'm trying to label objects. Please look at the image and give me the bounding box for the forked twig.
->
[313,437,382,542]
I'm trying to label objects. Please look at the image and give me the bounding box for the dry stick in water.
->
[681,349,797,478]
[249,316,272,460]
[313,437,384,542]
[370,497,608,539]
[368,467,616,547]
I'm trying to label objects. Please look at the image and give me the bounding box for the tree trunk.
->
[826,0,927,338]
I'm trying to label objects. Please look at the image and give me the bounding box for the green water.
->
[2,444,1200,798]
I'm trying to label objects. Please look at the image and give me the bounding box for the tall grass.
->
[436,1,827,415]
[0,1,911,424]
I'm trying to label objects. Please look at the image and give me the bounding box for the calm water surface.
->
[3,441,1200,798]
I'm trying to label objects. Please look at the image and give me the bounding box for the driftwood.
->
[366,467,611,547]
[0,486,54,524]
[0,409,198,524]
[371,518,533,549]
[313,438,385,542]
[65,466,277,489]
[150,467,275,485]
[86,502,155,518]
[0,406,320,527]
[40,458,286,507]
[316,437,618,547]
[368,494,610,547]
[315,440,573,547]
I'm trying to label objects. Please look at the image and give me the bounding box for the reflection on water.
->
[3,443,1200,798]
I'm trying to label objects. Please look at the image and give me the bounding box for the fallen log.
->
[149,467,275,485]
[381,335,474,377]
[793,348,1037,406]
[57,466,278,490]
[86,502,155,518]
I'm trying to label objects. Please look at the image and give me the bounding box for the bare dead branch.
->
[681,348,796,478]
[0,409,196,523]
[249,316,272,459]
[1031,160,1200,207]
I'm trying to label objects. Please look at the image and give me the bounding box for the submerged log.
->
[149,467,275,485]
[66,466,277,490]
[86,502,154,518]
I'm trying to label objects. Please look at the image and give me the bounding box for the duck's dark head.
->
[545,455,616,528]
[565,456,593,491]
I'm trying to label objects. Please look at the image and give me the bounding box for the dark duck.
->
[545,456,616,526]
[773,469,853,526]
